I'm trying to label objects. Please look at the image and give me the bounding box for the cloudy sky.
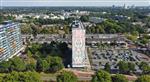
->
[1,0,150,6]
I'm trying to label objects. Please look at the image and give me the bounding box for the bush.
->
[135,75,150,82]
[57,71,78,82]
[111,74,128,82]
[91,70,111,82]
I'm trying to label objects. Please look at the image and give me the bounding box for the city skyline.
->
[1,0,150,7]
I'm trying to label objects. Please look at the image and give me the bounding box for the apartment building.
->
[0,21,23,61]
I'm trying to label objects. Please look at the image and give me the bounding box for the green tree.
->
[0,61,11,73]
[131,31,139,36]
[26,63,36,71]
[10,57,26,72]
[135,75,150,82]
[0,15,4,24]
[30,43,41,54]
[91,70,111,82]
[127,35,138,42]
[48,57,64,73]
[111,74,128,82]
[104,63,111,73]
[31,24,39,38]
[110,29,116,34]
[57,71,77,82]
[80,15,89,22]
[140,38,149,45]
[128,62,135,73]
[41,28,49,34]
[20,24,32,34]
[98,25,105,33]
[27,50,32,58]
[7,15,14,20]
[0,74,3,82]
[139,62,150,74]
[36,59,49,72]
[63,26,69,34]
[3,71,41,82]
[117,61,129,74]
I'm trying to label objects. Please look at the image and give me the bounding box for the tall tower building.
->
[72,21,90,68]
[0,21,23,61]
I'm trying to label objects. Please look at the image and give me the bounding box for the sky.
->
[1,0,150,7]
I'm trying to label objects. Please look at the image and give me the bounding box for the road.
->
[22,34,126,44]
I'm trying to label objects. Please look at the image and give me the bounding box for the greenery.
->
[36,56,64,73]
[111,74,128,82]
[80,15,89,22]
[91,70,111,82]
[139,62,150,74]
[135,75,150,82]
[21,23,70,34]
[27,42,71,67]
[86,19,145,34]
[1,6,150,82]
[57,71,78,82]
[0,42,66,73]
[126,34,138,42]
[20,14,147,34]
[0,41,70,82]
[117,61,135,74]
[117,61,129,74]
[20,19,146,34]
[10,57,26,72]
[2,71,41,82]
[0,57,26,73]
[128,62,135,73]
[2,6,150,34]
[104,62,111,73]
[0,14,14,24]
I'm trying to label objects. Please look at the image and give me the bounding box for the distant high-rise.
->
[0,21,23,61]
[123,4,128,9]
[72,21,90,68]
[0,0,2,10]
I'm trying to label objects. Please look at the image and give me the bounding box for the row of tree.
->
[20,19,145,34]
[27,42,67,57]
[104,61,150,75]
[36,56,64,73]
[0,71,41,82]
[92,70,150,82]
[86,19,145,34]
[0,56,64,73]
[56,70,150,82]
[21,23,70,34]
[26,42,71,67]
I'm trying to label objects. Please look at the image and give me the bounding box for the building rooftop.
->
[71,20,84,29]
[0,21,17,29]
[2,20,13,25]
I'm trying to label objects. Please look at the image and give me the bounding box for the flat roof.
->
[71,20,84,29]
[0,22,18,29]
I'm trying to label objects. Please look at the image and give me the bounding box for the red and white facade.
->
[72,21,87,67]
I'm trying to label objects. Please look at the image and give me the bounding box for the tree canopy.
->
[2,71,41,82]
[57,71,78,82]
[0,57,26,73]
[91,70,111,82]
[117,61,129,74]
[139,62,150,74]
[111,74,128,82]
[104,62,111,73]
[135,75,150,82]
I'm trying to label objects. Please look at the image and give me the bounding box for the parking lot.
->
[90,48,150,72]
